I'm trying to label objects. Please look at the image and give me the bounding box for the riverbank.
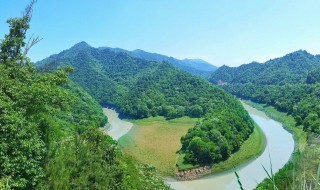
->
[167,103,295,190]
[211,122,266,174]
[243,100,307,150]
[176,123,266,178]
[102,104,295,189]
[176,102,266,180]
[102,108,133,140]
[242,100,319,190]
[118,105,266,178]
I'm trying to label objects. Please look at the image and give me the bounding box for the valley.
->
[209,51,320,189]
[102,102,294,190]
[1,2,320,189]
[167,102,294,190]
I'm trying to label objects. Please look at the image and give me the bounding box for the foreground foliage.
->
[0,3,170,189]
[43,128,170,190]
[0,3,71,187]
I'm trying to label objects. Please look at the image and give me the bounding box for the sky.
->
[1,0,320,67]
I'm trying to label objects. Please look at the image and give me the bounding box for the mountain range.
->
[99,46,217,78]
[209,50,320,85]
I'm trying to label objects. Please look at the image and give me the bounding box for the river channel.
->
[103,103,295,190]
[166,103,295,190]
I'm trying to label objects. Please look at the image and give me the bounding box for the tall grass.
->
[236,155,320,190]
[235,169,244,190]
[260,153,278,190]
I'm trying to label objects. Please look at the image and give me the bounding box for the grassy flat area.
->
[176,153,199,171]
[119,111,267,178]
[243,100,307,150]
[119,108,268,177]
[118,116,198,176]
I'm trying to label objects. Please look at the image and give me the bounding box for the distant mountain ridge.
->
[99,46,217,78]
[209,50,320,85]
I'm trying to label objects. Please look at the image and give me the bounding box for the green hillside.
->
[37,42,254,166]
[0,5,169,190]
[209,50,320,189]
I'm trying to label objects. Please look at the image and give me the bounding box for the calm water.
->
[103,108,133,140]
[167,103,295,190]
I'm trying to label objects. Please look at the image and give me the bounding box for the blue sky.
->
[1,0,320,66]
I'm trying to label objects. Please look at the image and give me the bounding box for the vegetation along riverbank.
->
[118,102,266,180]
[243,100,320,190]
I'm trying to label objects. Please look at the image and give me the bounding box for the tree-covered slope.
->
[37,42,254,166]
[209,50,320,85]
[0,4,170,189]
[211,50,320,135]
[210,51,320,189]
[306,65,320,84]
[37,42,159,105]
[37,42,234,120]
[100,46,217,78]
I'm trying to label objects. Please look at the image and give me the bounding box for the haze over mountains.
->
[99,45,217,78]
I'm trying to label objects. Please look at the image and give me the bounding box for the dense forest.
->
[209,51,320,189]
[180,100,254,165]
[210,51,320,135]
[37,40,254,166]
[0,3,170,189]
[225,83,320,134]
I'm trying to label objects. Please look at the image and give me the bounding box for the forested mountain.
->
[182,58,217,72]
[37,42,254,166]
[209,50,320,85]
[306,65,320,84]
[210,50,320,134]
[209,50,320,189]
[99,46,217,78]
[0,4,170,189]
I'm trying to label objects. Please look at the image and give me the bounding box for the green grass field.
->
[118,116,198,176]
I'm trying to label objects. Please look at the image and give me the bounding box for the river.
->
[102,108,133,140]
[103,104,295,190]
[166,103,295,190]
